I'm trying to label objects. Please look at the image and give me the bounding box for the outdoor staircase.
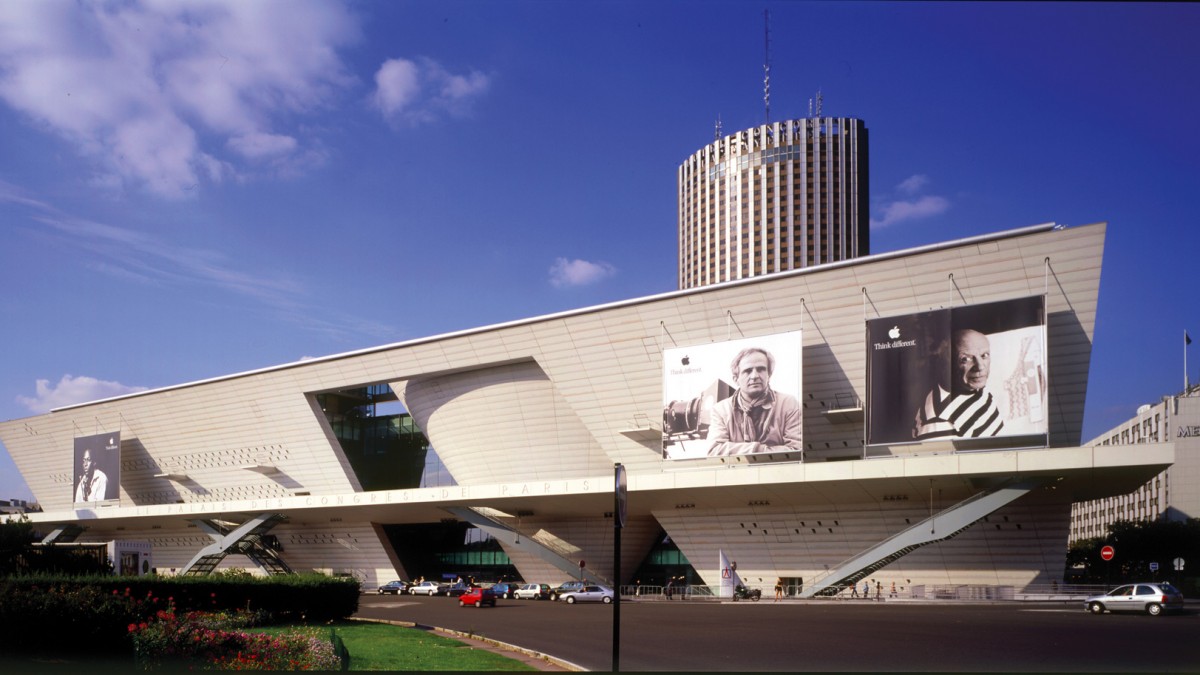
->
[181,513,292,576]
[799,477,1051,598]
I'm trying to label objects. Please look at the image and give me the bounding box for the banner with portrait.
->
[866,296,1047,446]
[662,330,802,460]
[73,432,120,504]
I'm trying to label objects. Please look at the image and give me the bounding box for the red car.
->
[458,586,497,608]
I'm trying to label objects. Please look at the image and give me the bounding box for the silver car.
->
[561,585,615,604]
[409,580,449,596]
[1085,582,1184,616]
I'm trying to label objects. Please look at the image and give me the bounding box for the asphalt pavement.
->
[354,594,1200,672]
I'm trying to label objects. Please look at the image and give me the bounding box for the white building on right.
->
[1071,385,1200,542]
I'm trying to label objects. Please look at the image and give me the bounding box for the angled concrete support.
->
[444,506,608,585]
[800,477,1052,598]
[181,513,291,576]
[41,523,86,544]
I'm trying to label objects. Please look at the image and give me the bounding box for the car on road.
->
[515,583,551,600]
[376,580,410,595]
[551,581,586,601]
[409,580,449,596]
[491,582,522,599]
[445,582,472,597]
[459,587,498,607]
[1085,582,1184,616]
[560,585,615,604]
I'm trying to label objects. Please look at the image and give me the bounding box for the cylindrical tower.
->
[677,117,869,289]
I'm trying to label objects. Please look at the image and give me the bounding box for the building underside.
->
[1,222,1170,591]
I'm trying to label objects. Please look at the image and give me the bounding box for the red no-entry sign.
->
[1100,545,1115,561]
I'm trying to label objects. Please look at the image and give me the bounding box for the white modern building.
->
[1071,385,1200,542]
[0,222,1171,595]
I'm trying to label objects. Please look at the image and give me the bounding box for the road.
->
[355,594,1199,672]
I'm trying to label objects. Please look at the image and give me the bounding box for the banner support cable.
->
[1043,257,1050,297]
[659,321,678,350]
[947,273,954,308]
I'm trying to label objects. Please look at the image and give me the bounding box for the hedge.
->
[0,573,360,656]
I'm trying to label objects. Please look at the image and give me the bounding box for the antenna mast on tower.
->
[763,9,771,125]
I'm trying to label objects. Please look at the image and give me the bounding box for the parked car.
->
[551,581,586,601]
[409,580,448,596]
[491,582,522,599]
[560,585,615,604]
[459,586,498,607]
[445,582,471,597]
[1085,582,1184,616]
[515,583,551,600]
[376,580,410,595]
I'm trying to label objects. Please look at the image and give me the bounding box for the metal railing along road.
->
[618,582,1116,602]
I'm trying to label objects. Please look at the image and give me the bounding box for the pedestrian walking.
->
[850,583,859,598]
[775,577,784,602]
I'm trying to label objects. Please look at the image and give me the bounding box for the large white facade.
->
[1,222,1171,589]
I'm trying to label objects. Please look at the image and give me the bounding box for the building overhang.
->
[9,444,1170,532]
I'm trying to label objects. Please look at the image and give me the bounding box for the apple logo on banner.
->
[888,326,901,339]
[681,356,690,366]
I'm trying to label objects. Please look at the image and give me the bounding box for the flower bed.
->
[130,609,343,670]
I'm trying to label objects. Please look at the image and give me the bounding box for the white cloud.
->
[871,195,950,228]
[372,59,422,118]
[371,57,490,125]
[870,175,950,228]
[0,1,360,197]
[896,174,929,195]
[549,257,616,288]
[227,132,299,160]
[17,375,148,413]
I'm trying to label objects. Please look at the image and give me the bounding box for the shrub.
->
[0,581,164,655]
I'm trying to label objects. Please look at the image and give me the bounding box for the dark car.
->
[377,580,410,595]
[459,587,497,608]
[551,581,587,601]
[491,582,522,599]
[1085,582,1184,616]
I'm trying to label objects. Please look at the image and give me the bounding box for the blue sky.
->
[2,1,1197,502]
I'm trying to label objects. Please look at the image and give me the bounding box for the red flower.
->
[127,623,137,633]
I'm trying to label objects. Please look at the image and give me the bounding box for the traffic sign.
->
[1149,561,1159,572]
[1100,545,1115,561]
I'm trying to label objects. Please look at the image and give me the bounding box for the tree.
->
[1066,518,1200,588]
[0,515,35,575]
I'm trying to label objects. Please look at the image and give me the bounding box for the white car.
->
[409,581,448,596]
[514,583,550,600]
[560,585,615,604]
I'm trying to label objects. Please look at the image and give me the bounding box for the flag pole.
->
[1186,330,1193,392]
[1186,330,1191,391]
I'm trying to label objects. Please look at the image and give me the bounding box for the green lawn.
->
[1,620,538,672]
[252,620,539,671]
